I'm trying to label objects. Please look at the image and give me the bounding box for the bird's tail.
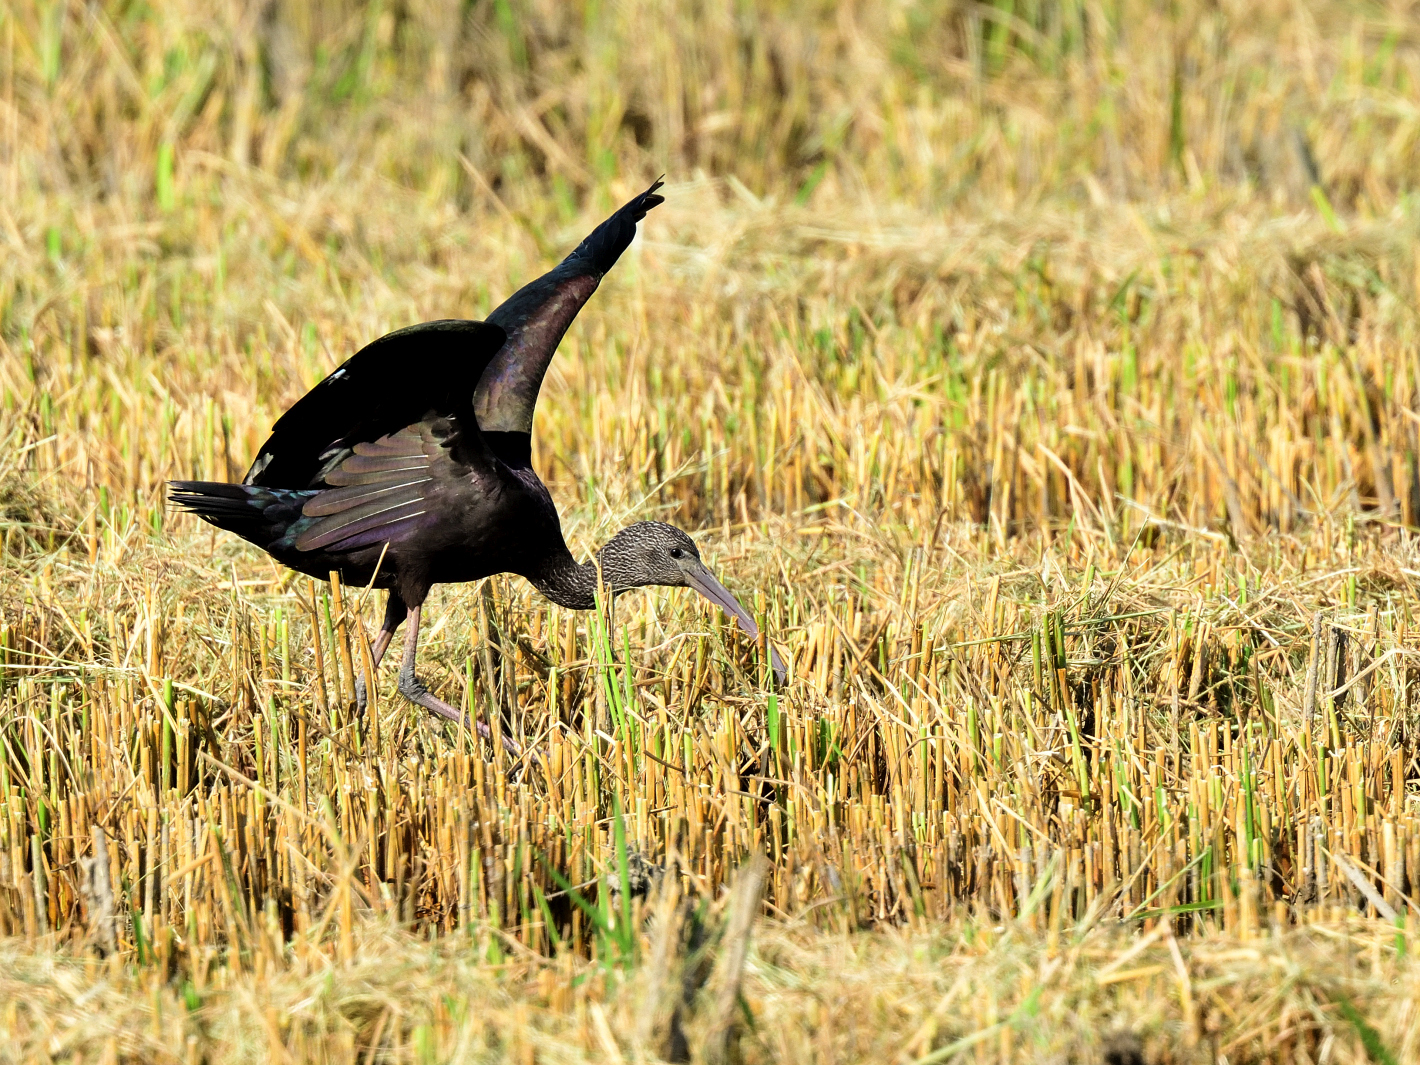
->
[168,480,313,551]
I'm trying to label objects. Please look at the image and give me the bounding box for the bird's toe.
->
[396,667,431,703]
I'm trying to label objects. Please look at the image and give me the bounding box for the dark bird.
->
[170,181,785,741]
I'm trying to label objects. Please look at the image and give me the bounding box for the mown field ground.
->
[3,1,1420,1061]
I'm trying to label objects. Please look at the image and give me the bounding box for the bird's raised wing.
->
[245,319,506,490]
[475,179,664,460]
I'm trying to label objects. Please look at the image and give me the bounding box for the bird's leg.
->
[354,591,405,714]
[397,603,522,754]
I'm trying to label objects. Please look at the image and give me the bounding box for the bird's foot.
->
[396,666,526,756]
[353,674,369,716]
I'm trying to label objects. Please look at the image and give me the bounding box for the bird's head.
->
[596,521,704,588]
[596,521,786,683]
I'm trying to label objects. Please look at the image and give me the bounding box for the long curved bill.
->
[684,562,788,686]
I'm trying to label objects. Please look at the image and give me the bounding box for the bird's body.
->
[171,181,783,740]
[188,390,574,610]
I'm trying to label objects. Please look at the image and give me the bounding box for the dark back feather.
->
[245,319,506,489]
[475,179,665,445]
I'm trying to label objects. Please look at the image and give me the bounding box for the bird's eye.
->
[669,548,684,559]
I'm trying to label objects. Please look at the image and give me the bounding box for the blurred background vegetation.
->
[9,0,1420,216]
[6,0,1420,530]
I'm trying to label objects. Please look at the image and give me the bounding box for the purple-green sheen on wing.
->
[474,180,664,439]
[291,427,447,552]
[475,275,599,434]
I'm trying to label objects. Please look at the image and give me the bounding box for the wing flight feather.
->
[474,180,664,441]
[291,425,456,552]
[245,319,504,490]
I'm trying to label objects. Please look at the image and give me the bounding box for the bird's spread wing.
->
[246,319,506,490]
[475,180,664,448]
[292,419,479,553]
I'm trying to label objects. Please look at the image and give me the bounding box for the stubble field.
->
[3,1,1420,1061]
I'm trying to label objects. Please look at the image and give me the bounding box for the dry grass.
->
[4,915,1420,1063]
[3,1,1420,1062]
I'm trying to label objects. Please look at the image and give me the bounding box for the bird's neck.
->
[528,549,610,610]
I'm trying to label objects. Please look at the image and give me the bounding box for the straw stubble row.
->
[2,510,1416,970]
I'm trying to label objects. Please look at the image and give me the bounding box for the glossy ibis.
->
[170,181,785,741]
